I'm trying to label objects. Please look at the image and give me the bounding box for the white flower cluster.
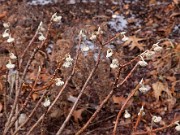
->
[121,32,129,42]
[110,59,119,69]
[138,55,148,67]
[42,98,51,107]
[138,106,145,116]
[55,78,64,86]
[37,22,46,41]
[152,42,163,52]
[124,110,131,119]
[139,78,151,93]
[6,53,17,70]
[51,13,62,23]
[106,48,113,58]
[152,115,162,123]
[90,27,103,40]
[2,22,15,43]
[174,121,180,131]
[63,54,73,68]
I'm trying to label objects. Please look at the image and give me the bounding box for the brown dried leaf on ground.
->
[123,35,146,51]
[72,108,85,123]
[112,95,133,108]
[152,81,172,101]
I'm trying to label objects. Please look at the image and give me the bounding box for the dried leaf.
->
[72,108,85,122]
[31,93,39,101]
[123,36,146,51]
[112,95,133,108]
[0,11,7,19]
[165,98,176,112]
[152,81,172,101]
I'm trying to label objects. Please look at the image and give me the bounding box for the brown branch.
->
[112,81,140,135]
[76,57,138,135]
[26,32,82,135]
[56,45,102,135]
[132,120,177,135]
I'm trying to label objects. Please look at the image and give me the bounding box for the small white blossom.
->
[42,98,51,107]
[51,13,62,22]
[18,113,27,124]
[2,29,10,38]
[55,78,64,86]
[63,61,72,68]
[9,53,17,60]
[37,21,45,32]
[106,48,113,58]
[120,32,126,35]
[138,106,145,116]
[81,43,90,52]
[63,54,73,68]
[3,22,10,28]
[7,35,15,43]
[112,14,117,18]
[144,50,155,60]
[175,121,180,131]
[6,60,15,69]
[65,54,73,62]
[139,85,151,93]
[152,116,162,123]
[139,79,151,93]
[153,46,163,52]
[122,35,129,42]
[80,30,87,40]
[90,34,97,40]
[175,125,180,131]
[124,110,131,119]
[138,55,148,67]
[96,27,103,35]
[110,59,119,69]
[152,42,163,52]
[38,32,46,41]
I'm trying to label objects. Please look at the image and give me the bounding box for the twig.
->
[56,44,102,135]
[12,89,48,135]
[113,80,140,135]
[3,71,20,135]
[76,56,137,135]
[132,120,177,135]
[26,32,82,135]
[133,102,145,132]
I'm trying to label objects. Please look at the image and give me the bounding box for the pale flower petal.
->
[152,116,162,123]
[43,98,51,107]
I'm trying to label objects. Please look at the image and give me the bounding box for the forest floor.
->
[0,0,179,135]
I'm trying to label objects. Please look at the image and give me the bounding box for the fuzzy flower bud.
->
[51,13,62,22]
[55,78,64,86]
[152,116,162,123]
[106,48,113,58]
[6,60,15,69]
[42,98,51,107]
[124,110,131,119]
[110,59,119,69]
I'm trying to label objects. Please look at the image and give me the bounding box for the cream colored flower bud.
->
[106,48,113,58]
[152,116,162,123]
[6,60,15,69]
[55,78,64,86]
[9,53,17,60]
[51,13,62,22]
[42,98,51,107]
[124,110,131,119]
[7,36,15,43]
[2,29,10,38]
[110,59,119,69]
[122,35,129,42]
[38,32,46,41]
